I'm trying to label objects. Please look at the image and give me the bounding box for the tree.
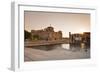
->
[32,35,40,40]
[24,30,31,40]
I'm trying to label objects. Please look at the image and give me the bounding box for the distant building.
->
[31,25,62,41]
[69,32,90,43]
[82,32,90,47]
[69,32,90,49]
[69,32,82,43]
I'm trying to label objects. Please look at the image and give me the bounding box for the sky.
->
[24,11,90,37]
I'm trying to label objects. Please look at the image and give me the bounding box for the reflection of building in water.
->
[69,32,90,49]
[31,25,62,41]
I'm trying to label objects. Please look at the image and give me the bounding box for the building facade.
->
[69,32,90,49]
[31,26,62,41]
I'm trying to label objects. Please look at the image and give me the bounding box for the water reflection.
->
[61,43,88,52]
[32,44,61,51]
[32,43,90,52]
[62,44,70,50]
